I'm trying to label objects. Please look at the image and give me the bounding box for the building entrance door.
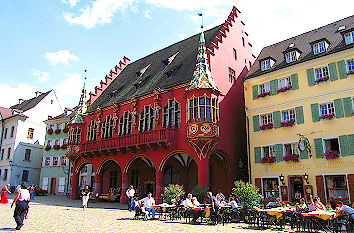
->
[289,176,304,202]
[51,178,57,194]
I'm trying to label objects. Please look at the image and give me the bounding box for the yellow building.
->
[244,16,354,204]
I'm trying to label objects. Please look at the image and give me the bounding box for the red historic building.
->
[66,7,255,203]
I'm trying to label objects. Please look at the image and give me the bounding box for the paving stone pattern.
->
[1,195,291,233]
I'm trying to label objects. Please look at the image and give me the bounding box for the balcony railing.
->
[80,128,177,154]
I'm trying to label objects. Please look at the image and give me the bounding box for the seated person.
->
[229,197,239,212]
[266,196,279,208]
[295,198,308,212]
[184,194,200,223]
[192,197,200,206]
[141,193,156,220]
[336,201,354,220]
[183,194,194,208]
[216,190,225,202]
[171,195,183,206]
[131,197,139,211]
[218,196,227,206]
[328,197,337,210]
[134,200,144,218]
[309,194,326,211]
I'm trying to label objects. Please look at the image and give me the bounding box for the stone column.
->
[198,157,209,189]
[155,170,164,203]
[71,173,79,199]
[94,173,101,201]
[120,172,128,204]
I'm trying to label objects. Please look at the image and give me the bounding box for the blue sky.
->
[0,0,352,109]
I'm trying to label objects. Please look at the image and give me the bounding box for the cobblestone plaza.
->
[0,195,291,233]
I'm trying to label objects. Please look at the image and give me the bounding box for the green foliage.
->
[191,185,208,203]
[162,184,185,204]
[232,180,263,209]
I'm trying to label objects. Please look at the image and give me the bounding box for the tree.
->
[162,184,185,204]
[232,180,263,209]
[191,185,208,203]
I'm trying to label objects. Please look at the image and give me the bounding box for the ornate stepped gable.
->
[186,30,220,92]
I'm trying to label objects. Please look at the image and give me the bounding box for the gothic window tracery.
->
[119,111,133,136]
[69,128,81,145]
[101,115,114,139]
[188,95,219,123]
[87,120,97,141]
[139,106,155,132]
[162,99,180,129]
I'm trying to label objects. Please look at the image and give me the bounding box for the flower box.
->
[261,156,276,164]
[280,119,295,127]
[283,153,299,162]
[324,150,340,160]
[62,127,69,133]
[55,129,61,134]
[47,129,53,135]
[277,85,292,93]
[315,76,329,84]
[347,70,354,75]
[319,113,335,120]
[61,144,67,150]
[257,92,270,98]
[45,145,51,151]
[53,145,60,150]
[259,123,273,130]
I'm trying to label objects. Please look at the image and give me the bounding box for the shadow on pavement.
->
[0,228,16,232]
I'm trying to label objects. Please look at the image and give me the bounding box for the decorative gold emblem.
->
[189,124,198,134]
[200,123,211,133]
[66,146,71,153]
[213,124,219,135]
[74,146,80,153]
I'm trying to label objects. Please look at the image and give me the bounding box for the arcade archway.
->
[209,151,232,195]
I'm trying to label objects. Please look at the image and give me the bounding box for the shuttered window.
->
[337,60,348,79]
[290,74,299,90]
[295,106,304,124]
[342,97,353,117]
[328,62,338,81]
[314,138,324,158]
[254,147,261,163]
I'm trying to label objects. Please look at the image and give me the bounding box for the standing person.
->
[81,185,90,210]
[294,190,302,203]
[205,192,220,225]
[11,182,30,230]
[126,185,135,211]
[29,185,35,200]
[0,184,11,204]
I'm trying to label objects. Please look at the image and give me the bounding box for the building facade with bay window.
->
[66,6,255,203]
[244,16,354,204]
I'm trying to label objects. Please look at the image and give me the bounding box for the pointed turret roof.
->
[186,30,220,92]
[72,73,88,124]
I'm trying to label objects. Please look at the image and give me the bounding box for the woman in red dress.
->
[0,184,11,204]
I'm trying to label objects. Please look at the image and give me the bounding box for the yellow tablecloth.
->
[151,204,176,212]
[254,206,295,219]
[301,210,336,220]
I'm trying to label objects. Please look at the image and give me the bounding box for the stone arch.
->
[158,150,196,172]
[123,154,156,173]
[97,157,122,175]
[74,159,91,174]
[209,149,233,194]
[97,158,122,196]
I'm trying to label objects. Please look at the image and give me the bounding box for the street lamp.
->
[279,174,285,185]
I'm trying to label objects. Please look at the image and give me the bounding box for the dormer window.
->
[285,50,299,63]
[163,52,179,67]
[344,31,354,45]
[261,58,275,71]
[313,41,328,55]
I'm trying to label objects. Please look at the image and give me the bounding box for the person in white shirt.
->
[126,185,135,211]
[229,197,239,212]
[192,197,200,206]
[141,193,156,219]
[216,190,225,201]
[11,182,30,230]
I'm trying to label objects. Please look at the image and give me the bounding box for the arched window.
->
[69,128,81,145]
[101,115,113,139]
[87,120,96,141]
[139,106,155,132]
[188,96,219,123]
[118,111,133,136]
[162,99,180,129]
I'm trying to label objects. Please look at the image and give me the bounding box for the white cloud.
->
[63,0,136,29]
[44,50,79,66]
[61,0,80,8]
[32,70,50,82]
[144,10,152,19]
[0,83,37,108]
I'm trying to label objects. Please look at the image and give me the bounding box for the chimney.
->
[48,115,52,120]
[18,99,24,104]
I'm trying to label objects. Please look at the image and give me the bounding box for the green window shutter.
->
[314,138,324,158]
[343,97,353,117]
[275,144,283,161]
[311,103,320,122]
[328,62,338,81]
[273,111,281,128]
[291,73,299,90]
[334,98,344,118]
[270,79,278,95]
[295,106,304,124]
[339,135,349,156]
[307,68,315,86]
[253,115,260,132]
[255,147,261,163]
[348,134,354,155]
[300,149,308,159]
[252,85,259,100]
[337,60,348,79]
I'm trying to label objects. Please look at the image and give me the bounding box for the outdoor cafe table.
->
[301,210,336,220]
[254,206,295,219]
[151,204,176,220]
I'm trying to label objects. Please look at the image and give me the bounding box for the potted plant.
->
[61,144,67,149]
[45,145,51,151]
[324,150,340,160]
[277,85,292,93]
[257,91,270,98]
[315,76,329,84]
[55,129,61,134]
[232,180,262,209]
[319,113,335,120]
[162,184,185,204]
[261,156,276,164]
[53,145,60,150]
[191,185,208,203]
[47,128,53,135]
[280,119,295,127]
[260,123,274,130]
[283,153,299,162]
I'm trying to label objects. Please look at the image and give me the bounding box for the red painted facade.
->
[66,6,254,204]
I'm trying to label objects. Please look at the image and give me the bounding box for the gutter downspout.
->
[246,116,252,184]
